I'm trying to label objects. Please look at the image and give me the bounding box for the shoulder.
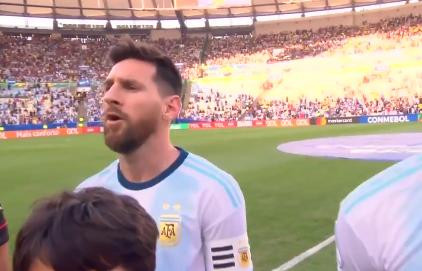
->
[76,160,119,191]
[340,154,422,216]
[181,152,245,209]
[337,154,422,269]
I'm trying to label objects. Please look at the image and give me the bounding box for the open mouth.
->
[107,114,121,121]
[104,112,124,123]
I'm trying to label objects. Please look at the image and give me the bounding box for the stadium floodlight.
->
[305,8,353,17]
[129,0,252,10]
[160,20,181,28]
[185,18,206,28]
[256,13,302,21]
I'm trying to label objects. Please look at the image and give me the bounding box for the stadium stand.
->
[1,12,422,124]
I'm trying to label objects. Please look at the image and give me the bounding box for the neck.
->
[118,131,179,182]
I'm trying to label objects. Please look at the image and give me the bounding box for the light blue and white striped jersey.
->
[77,148,253,271]
[335,154,422,271]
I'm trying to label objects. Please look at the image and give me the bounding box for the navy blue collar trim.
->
[117,147,188,191]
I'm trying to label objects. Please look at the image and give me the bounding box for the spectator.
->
[1,14,422,123]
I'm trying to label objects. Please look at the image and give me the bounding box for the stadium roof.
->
[0,0,405,20]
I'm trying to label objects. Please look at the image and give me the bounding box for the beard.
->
[103,114,158,154]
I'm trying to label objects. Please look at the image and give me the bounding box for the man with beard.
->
[77,38,252,271]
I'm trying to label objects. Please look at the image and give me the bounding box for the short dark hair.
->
[13,187,158,271]
[108,38,183,97]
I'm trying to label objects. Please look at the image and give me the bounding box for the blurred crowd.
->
[206,14,422,66]
[2,87,417,125]
[1,14,422,125]
[0,35,203,82]
[2,15,422,82]
[0,36,111,83]
[0,87,78,125]
[181,90,420,121]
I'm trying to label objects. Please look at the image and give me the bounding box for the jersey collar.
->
[117,147,188,190]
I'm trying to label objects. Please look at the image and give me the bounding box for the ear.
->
[162,95,182,123]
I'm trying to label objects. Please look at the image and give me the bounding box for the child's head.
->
[13,187,158,271]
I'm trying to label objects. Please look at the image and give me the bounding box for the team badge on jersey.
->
[159,213,181,246]
[238,247,251,268]
[209,234,252,270]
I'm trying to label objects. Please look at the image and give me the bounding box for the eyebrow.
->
[103,78,145,89]
[120,78,143,88]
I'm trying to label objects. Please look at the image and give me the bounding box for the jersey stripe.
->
[343,164,422,214]
[185,156,242,205]
[183,161,240,208]
[213,262,235,269]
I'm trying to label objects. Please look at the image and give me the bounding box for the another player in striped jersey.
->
[77,38,252,271]
[0,203,9,271]
[335,154,422,270]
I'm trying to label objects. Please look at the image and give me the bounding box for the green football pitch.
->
[1,122,421,271]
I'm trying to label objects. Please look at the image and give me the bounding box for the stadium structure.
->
[0,0,422,36]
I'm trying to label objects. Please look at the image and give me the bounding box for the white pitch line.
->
[272,235,335,271]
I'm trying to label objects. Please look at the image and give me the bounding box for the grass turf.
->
[1,122,421,270]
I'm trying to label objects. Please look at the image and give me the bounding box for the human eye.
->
[103,80,113,92]
[122,81,141,92]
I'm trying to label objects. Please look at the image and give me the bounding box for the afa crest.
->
[238,247,251,268]
[159,214,181,246]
